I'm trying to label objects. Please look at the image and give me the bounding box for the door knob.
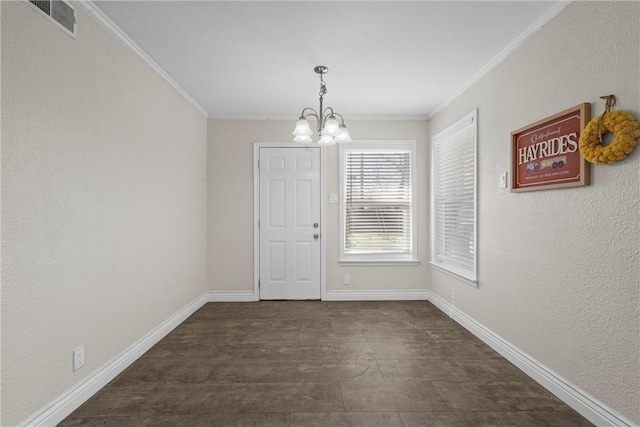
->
[313,223,319,228]
[313,234,319,240]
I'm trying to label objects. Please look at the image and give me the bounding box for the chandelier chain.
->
[319,73,327,98]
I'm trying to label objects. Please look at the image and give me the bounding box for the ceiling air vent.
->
[29,0,76,37]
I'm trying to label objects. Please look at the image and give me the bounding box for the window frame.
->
[339,140,418,265]
[430,110,478,286]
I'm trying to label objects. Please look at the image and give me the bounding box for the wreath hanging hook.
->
[598,94,616,143]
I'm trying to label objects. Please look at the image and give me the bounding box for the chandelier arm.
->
[331,112,346,125]
[322,107,335,117]
[319,107,336,129]
[300,108,319,121]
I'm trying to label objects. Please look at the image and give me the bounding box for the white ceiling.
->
[92,1,566,119]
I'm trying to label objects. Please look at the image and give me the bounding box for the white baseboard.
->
[207,291,256,302]
[325,290,429,301]
[427,291,635,427]
[207,290,429,302]
[20,290,632,427]
[18,293,209,427]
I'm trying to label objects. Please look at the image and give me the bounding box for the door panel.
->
[295,241,312,281]
[267,241,285,282]
[259,147,321,300]
[296,180,312,227]
[268,180,285,227]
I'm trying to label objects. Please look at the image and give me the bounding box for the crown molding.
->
[74,1,209,117]
[209,114,428,121]
[73,0,569,123]
[428,1,571,119]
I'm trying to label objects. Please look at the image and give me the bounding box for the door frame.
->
[253,142,327,301]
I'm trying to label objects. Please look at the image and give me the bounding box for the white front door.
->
[259,147,321,300]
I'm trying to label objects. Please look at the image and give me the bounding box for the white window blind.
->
[341,141,416,262]
[431,110,477,284]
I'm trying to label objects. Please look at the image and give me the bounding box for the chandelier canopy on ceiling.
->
[292,66,352,145]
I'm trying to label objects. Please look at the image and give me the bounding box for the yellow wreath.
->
[579,110,640,164]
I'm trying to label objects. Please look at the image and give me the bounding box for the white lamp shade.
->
[294,135,312,143]
[318,133,336,145]
[335,126,352,143]
[322,118,341,137]
[292,119,313,136]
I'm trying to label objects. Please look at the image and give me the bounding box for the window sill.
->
[339,260,421,267]
[429,262,478,288]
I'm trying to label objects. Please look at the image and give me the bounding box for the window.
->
[340,141,417,264]
[430,110,477,285]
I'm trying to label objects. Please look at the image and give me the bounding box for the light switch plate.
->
[499,172,508,189]
[329,193,339,204]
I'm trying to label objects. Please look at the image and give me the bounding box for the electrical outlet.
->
[343,274,351,285]
[73,345,85,371]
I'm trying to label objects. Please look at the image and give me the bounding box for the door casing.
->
[253,142,326,301]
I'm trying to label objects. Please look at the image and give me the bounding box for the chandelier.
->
[292,66,352,145]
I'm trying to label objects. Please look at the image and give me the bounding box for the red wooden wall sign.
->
[511,103,590,192]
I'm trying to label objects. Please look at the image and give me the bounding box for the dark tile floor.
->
[59,301,593,426]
